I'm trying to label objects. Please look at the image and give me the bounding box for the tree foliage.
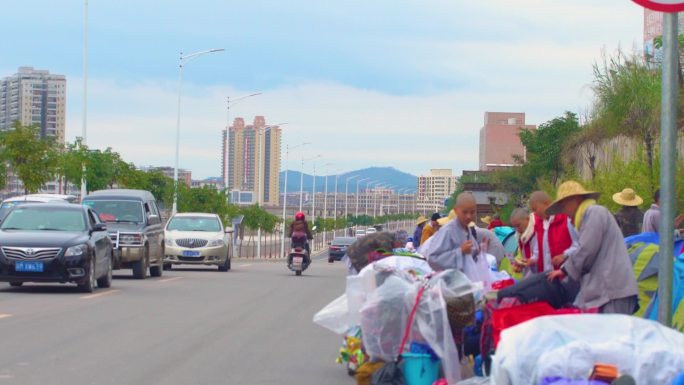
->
[1,122,59,193]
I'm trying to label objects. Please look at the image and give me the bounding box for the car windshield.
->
[83,200,144,223]
[167,216,221,232]
[1,207,86,231]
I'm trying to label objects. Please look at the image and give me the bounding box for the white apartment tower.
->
[0,67,66,142]
[416,169,458,213]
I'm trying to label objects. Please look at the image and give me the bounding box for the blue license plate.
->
[182,250,200,257]
[15,261,44,272]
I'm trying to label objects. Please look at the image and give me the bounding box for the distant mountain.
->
[279,167,417,193]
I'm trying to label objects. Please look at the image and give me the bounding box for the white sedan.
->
[163,213,232,271]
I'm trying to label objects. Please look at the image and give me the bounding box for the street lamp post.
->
[280,142,310,258]
[365,180,379,216]
[256,124,285,258]
[299,154,322,212]
[172,48,225,215]
[80,0,88,200]
[344,175,359,234]
[322,163,333,246]
[333,172,339,237]
[355,177,369,218]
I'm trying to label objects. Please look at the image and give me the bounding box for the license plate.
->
[15,261,44,272]
[292,256,303,266]
[182,250,201,257]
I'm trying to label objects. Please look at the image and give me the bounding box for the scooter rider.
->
[288,212,313,264]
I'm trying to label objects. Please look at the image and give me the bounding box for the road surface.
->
[0,251,351,385]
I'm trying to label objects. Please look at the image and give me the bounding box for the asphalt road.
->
[0,251,352,385]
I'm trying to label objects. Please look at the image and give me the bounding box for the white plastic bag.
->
[463,252,494,292]
[492,314,684,385]
[406,270,482,384]
[312,294,352,335]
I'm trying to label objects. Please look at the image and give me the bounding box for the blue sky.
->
[1,1,643,179]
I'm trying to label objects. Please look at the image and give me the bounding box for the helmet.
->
[295,212,305,221]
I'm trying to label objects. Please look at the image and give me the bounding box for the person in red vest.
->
[529,191,579,272]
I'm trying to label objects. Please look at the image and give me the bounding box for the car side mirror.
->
[327,242,331,246]
[147,214,160,225]
[92,223,107,233]
[225,227,234,234]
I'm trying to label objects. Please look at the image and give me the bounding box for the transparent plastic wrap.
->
[347,256,433,327]
[406,270,482,385]
[359,274,416,362]
[312,294,351,335]
[492,314,684,385]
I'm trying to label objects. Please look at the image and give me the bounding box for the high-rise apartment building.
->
[224,116,281,207]
[643,9,684,60]
[479,112,535,171]
[0,67,66,142]
[416,169,458,213]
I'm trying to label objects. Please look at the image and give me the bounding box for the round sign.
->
[633,0,684,12]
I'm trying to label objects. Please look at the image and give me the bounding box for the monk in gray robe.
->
[425,193,489,271]
[547,181,638,314]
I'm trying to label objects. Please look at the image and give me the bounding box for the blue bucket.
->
[401,353,440,385]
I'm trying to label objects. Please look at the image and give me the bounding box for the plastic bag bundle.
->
[406,270,482,384]
[359,274,416,362]
[492,314,684,385]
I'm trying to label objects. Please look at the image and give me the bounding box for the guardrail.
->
[234,220,414,260]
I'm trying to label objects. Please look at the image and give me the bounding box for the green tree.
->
[240,204,280,233]
[1,122,59,193]
[177,185,239,225]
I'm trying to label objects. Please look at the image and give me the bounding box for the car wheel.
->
[150,249,163,277]
[97,256,113,288]
[9,281,23,287]
[132,247,149,279]
[79,260,96,293]
[328,257,334,263]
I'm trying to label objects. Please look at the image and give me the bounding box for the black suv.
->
[82,189,164,279]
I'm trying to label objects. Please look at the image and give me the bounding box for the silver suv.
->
[82,189,164,279]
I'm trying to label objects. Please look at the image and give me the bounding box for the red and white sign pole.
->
[633,0,683,327]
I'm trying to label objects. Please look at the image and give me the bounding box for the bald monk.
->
[529,191,579,273]
[424,192,489,271]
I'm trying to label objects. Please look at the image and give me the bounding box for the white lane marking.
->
[0,314,12,320]
[239,264,253,268]
[80,289,121,300]
[158,276,184,283]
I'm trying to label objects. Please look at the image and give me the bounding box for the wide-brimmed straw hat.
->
[480,216,492,225]
[612,188,643,207]
[416,215,429,226]
[546,181,601,216]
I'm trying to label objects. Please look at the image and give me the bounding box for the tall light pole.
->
[224,93,262,187]
[299,154,321,212]
[365,180,379,216]
[333,172,340,237]
[355,177,369,218]
[344,175,359,230]
[172,48,225,214]
[281,141,310,257]
[257,123,285,258]
[80,0,89,200]
[322,163,333,246]
[311,160,322,225]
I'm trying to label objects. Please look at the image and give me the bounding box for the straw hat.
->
[437,216,452,226]
[612,188,643,207]
[415,215,429,226]
[480,215,492,225]
[546,181,602,215]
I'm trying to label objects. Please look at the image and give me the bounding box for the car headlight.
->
[165,238,174,247]
[65,244,88,257]
[207,239,225,247]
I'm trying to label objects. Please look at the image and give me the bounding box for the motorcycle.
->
[287,226,315,276]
